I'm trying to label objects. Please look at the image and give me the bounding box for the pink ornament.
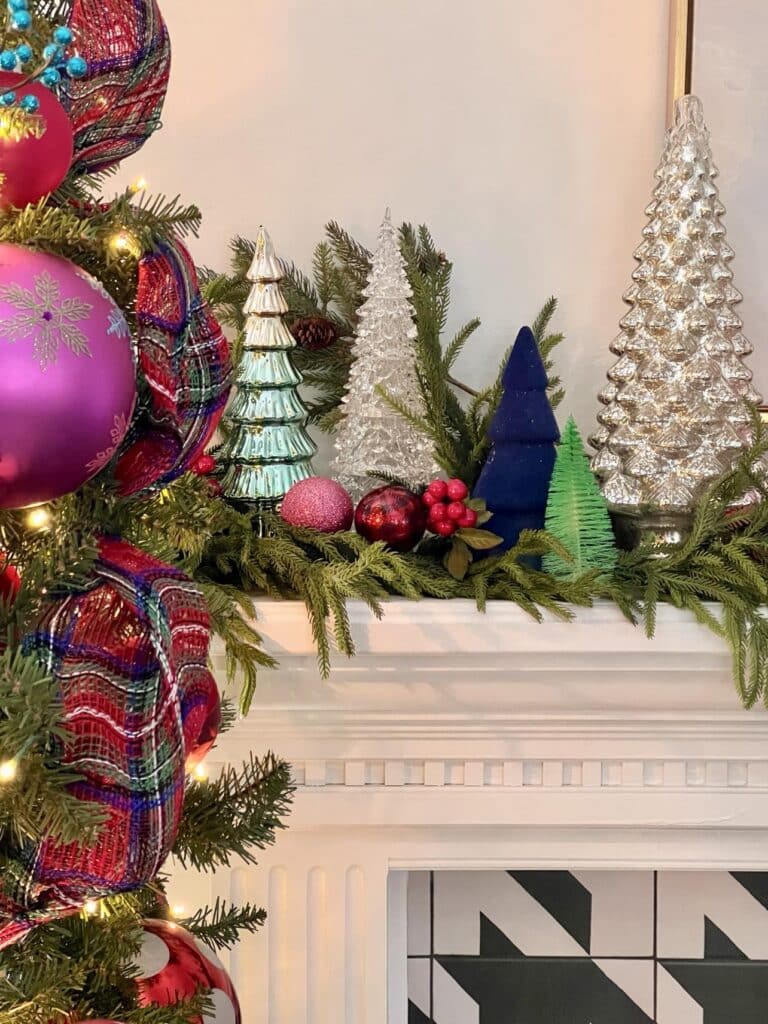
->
[280,476,354,533]
[0,72,74,209]
[136,919,241,1024]
[0,245,136,508]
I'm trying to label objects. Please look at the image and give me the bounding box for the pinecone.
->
[291,315,340,351]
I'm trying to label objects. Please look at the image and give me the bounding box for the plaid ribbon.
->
[0,537,220,950]
[57,0,171,173]
[115,236,232,495]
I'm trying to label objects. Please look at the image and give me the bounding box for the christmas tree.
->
[0,3,291,1024]
[590,95,761,545]
[330,211,438,499]
[473,326,560,553]
[543,416,617,579]
[220,227,316,508]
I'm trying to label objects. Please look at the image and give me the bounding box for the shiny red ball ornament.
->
[0,73,74,209]
[192,453,217,476]
[354,485,426,552]
[0,555,20,604]
[72,1020,125,1024]
[281,476,354,533]
[135,919,241,1024]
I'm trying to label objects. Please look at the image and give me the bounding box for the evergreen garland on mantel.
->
[203,223,768,708]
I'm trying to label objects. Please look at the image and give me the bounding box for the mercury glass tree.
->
[220,227,316,508]
[590,95,761,547]
[330,211,439,499]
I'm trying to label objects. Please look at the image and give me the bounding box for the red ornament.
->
[135,919,240,1024]
[192,454,217,476]
[281,476,354,533]
[354,485,426,552]
[0,555,20,604]
[434,519,457,538]
[446,478,469,502]
[0,73,74,209]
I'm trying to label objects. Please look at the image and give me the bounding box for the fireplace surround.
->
[168,598,768,1023]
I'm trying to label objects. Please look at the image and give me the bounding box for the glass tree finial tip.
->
[673,94,705,129]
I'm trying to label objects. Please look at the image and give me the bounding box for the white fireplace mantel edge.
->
[184,599,768,1024]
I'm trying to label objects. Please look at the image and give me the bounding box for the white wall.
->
[693,0,768,402]
[113,0,672,448]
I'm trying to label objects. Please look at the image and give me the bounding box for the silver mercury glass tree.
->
[330,211,439,499]
[590,95,761,547]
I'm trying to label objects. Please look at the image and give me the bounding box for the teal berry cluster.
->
[0,0,88,112]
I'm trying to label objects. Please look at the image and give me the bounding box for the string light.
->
[107,229,142,261]
[171,904,185,918]
[83,899,99,915]
[24,505,51,531]
[193,761,208,782]
[0,759,17,782]
[129,176,148,194]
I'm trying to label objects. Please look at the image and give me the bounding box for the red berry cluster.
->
[422,478,477,537]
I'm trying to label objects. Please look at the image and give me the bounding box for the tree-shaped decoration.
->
[590,95,761,547]
[220,227,316,507]
[543,416,617,579]
[330,211,438,499]
[473,325,559,552]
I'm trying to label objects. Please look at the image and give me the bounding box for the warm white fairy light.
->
[24,505,51,531]
[129,176,148,194]
[193,761,208,781]
[0,759,17,782]
[83,899,99,915]
[171,904,185,918]
[108,229,142,261]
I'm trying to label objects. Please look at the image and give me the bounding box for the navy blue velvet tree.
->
[473,326,560,553]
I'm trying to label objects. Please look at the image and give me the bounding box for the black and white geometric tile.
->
[407,870,768,1023]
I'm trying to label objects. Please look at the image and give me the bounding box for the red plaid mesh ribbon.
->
[0,537,220,951]
[56,0,171,173]
[115,236,232,495]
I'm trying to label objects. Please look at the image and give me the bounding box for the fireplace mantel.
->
[171,600,768,1024]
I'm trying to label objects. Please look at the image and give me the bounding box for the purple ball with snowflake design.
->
[0,244,136,508]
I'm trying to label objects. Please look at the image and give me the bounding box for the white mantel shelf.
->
[188,600,768,1024]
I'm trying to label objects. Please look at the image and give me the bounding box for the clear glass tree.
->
[330,212,438,499]
[220,227,316,508]
[590,95,761,546]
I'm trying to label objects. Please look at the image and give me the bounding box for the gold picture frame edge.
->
[667,0,695,123]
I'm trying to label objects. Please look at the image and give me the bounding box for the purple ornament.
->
[0,244,136,508]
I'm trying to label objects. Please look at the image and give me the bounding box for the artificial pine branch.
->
[182,898,267,951]
[173,753,293,871]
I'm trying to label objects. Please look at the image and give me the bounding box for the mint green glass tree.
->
[220,227,316,507]
[544,416,617,579]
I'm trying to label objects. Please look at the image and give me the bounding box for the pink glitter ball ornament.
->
[0,244,136,509]
[280,476,354,533]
